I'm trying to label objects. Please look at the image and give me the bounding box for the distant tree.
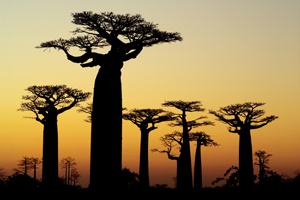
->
[190,132,219,189]
[16,156,32,175]
[123,108,174,188]
[18,85,90,187]
[212,166,239,188]
[121,167,139,188]
[70,168,80,186]
[152,131,182,187]
[162,100,208,189]
[254,150,272,185]
[77,103,93,123]
[29,157,42,181]
[37,11,182,190]
[209,102,278,188]
[60,156,77,186]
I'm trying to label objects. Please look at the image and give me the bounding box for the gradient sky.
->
[1,0,300,188]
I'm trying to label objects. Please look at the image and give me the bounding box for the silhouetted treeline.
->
[5,10,297,195]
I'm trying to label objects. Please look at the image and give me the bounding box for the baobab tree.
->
[30,157,42,181]
[37,12,182,189]
[77,103,92,123]
[70,168,80,186]
[15,156,32,176]
[190,132,219,189]
[162,100,208,189]
[18,85,91,187]
[123,108,174,188]
[60,156,77,186]
[152,131,183,188]
[209,102,278,189]
[254,150,273,185]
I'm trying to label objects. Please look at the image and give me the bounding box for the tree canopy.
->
[209,102,278,133]
[19,85,91,124]
[36,11,182,67]
[123,108,174,131]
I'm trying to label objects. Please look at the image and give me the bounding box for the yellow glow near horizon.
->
[1,0,300,188]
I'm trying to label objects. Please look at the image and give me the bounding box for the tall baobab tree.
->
[190,132,219,189]
[254,150,272,185]
[37,11,182,189]
[162,100,208,189]
[209,102,278,188]
[18,85,90,187]
[123,108,174,188]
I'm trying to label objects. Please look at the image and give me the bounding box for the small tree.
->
[37,11,182,189]
[16,156,32,176]
[152,131,182,187]
[60,156,77,186]
[19,85,90,187]
[29,157,42,181]
[77,103,93,123]
[123,108,174,188]
[212,166,239,188]
[209,102,278,188]
[162,100,208,189]
[254,150,272,185]
[70,168,80,186]
[190,132,219,189]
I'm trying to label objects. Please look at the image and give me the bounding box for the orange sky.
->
[1,0,300,188]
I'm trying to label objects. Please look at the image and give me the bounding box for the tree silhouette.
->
[77,103,93,123]
[123,108,174,188]
[209,102,278,189]
[60,156,77,186]
[70,168,80,186]
[212,166,239,188]
[37,11,182,189]
[190,132,219,189]
[29,157,42,181]
[18,85,91,187]
[121,167,139,188]
[152,131,183,188]
[15,156,32,176]
[254,150,272,185]
[162,100,207,189]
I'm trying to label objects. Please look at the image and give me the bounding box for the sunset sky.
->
[1,0,299,188]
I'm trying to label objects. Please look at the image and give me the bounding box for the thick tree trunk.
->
[90,60,123,190]
[139,130,150,188]
[239,129,254,189]
[42,115,58,187]
[194,141,202,189]
[178,112,193,189]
